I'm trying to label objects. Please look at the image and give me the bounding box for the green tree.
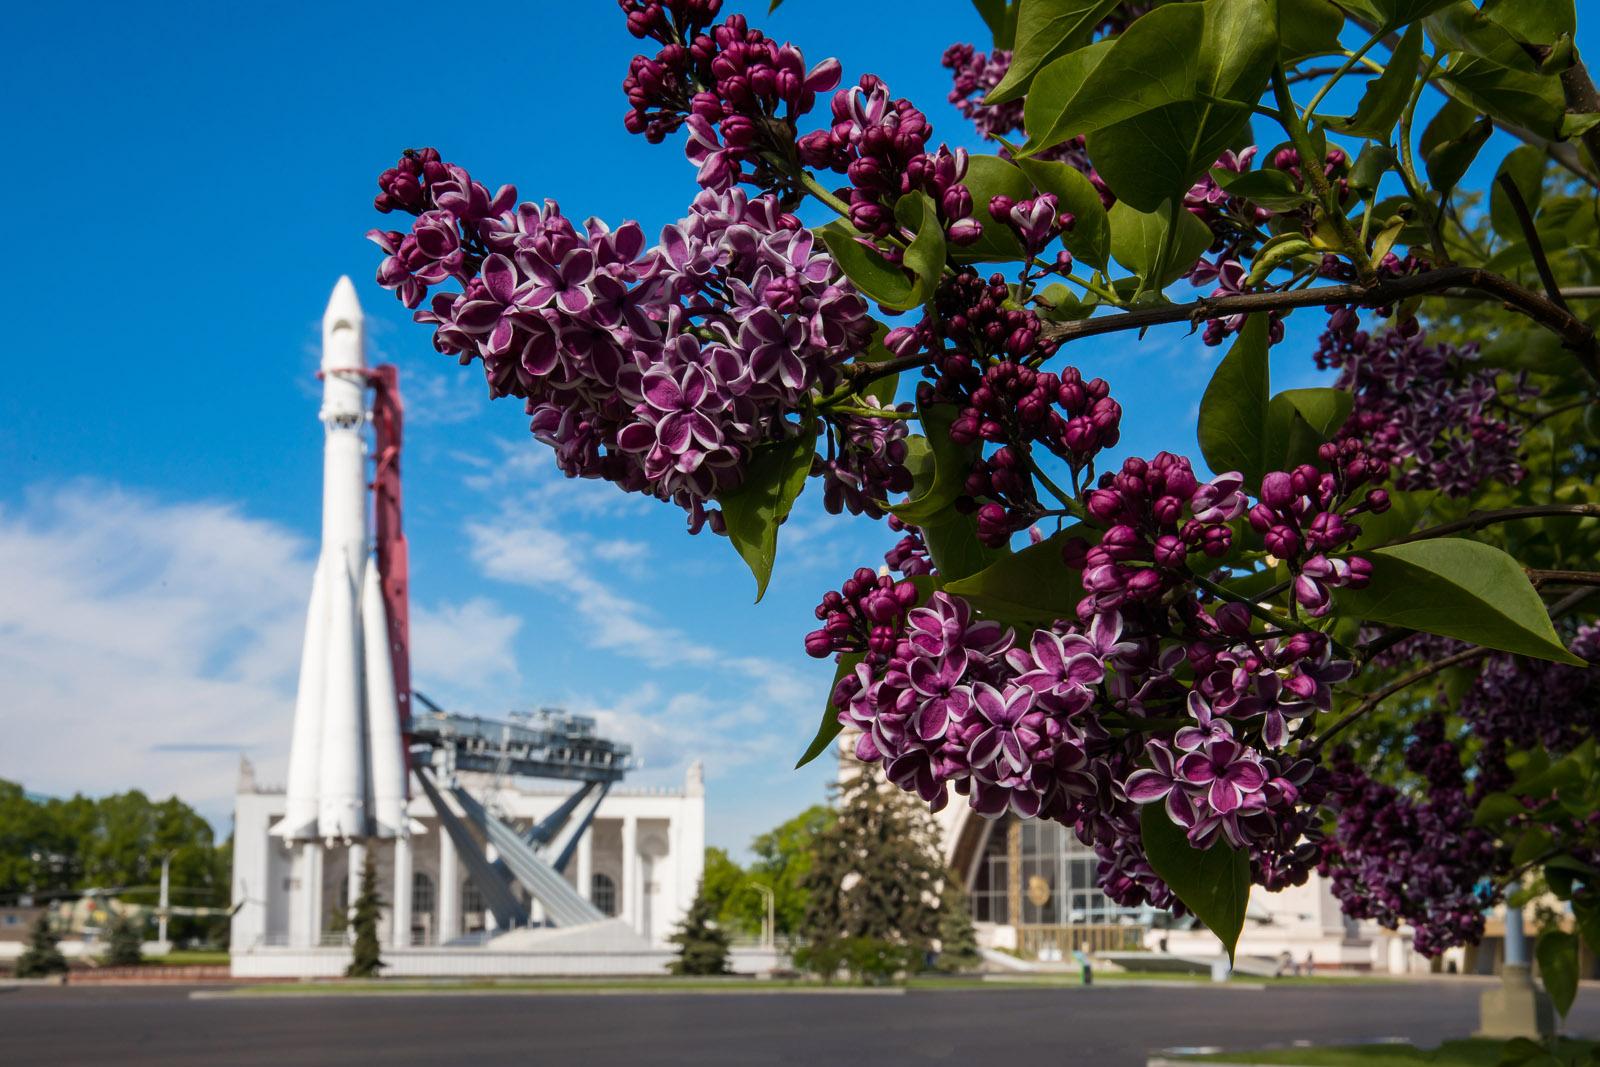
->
[102,910,143,967]
[934,876,981,974]
[747,804,833,940]
[345,852,384,979]
[699,846,754,935]
[14,915,67,978]
[801,767,943,980]
[667,877,731,976]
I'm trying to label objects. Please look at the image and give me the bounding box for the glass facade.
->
[969,815,1146,929]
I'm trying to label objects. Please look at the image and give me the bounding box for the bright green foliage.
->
[15,915,67,978]
[0,779,230,947]
[345,852,384,979]
[668,878,732,976]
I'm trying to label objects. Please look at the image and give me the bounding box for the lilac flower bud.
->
[1259,471,1294,507]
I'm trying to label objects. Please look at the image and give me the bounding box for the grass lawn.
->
[1175,1038,1598,1065]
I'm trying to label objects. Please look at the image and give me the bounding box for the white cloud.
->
[0,482,524,830]
[463,507,827,788]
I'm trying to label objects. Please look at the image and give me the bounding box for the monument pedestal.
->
[1475,963,1555,1040]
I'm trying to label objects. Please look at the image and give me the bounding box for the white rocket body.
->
[272,277,409,844]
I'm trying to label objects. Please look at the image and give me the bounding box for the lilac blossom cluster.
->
[620,3,842,194]
[1316,319,1532,497]
[1458,623,1600,766]
[896,269,1122,546]
[798,75,982,244]
[817,397,915,518]
[369,151,872,528]
[1321,716,1503,955]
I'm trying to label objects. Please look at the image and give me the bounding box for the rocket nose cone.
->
[322,276,366,370]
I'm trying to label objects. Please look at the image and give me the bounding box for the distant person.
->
[1303,951,1315,976]
[1275,950,1293,977]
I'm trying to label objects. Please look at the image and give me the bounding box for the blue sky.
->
[0,1,1567,854]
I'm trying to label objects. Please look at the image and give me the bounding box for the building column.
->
[622,815,639,933]
[577,820,594,902]
[391,836,413,949]
[438,824,460,943]
[346,841,367,942]
[297,842,323,948]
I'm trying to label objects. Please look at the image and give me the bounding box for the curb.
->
[190,985,909,1000]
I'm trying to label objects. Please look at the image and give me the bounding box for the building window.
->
[412,873,435,919]
[969,821,1010,925]
[591,873,618,918]
[462,881,485,933]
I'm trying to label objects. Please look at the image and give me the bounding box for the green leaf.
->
[893,403,974,526]
[796,652,861,768]
[1426,2,1539,71]
[986,0,1122,104]
[1338,23,1422,139]
[1035,282,1096,321]
[1082,0,1278,211]
[1490,145,1548,243]
[943,527,1089,623]
[1440,54,1567,139]
[819,221,917,311]
[1014,156,1113,270]
[1337,539,1587,665]
[1349,488,1436,549]
[1536,929,1579,1018]
[896,193,948,308]
[1017,36,1120,153]
[971,0,1013,49]
[1480,0,1575,48]
[954,155,1034,263]
[1140,803,1251,964]
[1212,167,1315,211]
[1262,388,1353,470]
[1197,315,1272,484]
[1473,791,1526,827]
[923,510,1010,582]
[1277,0,1345,62]
[1247,232,1320,284]
[1108,200,1214,287]
[1369,0,1457,30]
[716,424,817,601]
[1575,898,1600,956]
[1420,98,1493,193]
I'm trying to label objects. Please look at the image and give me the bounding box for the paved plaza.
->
[4,980,1598,1066]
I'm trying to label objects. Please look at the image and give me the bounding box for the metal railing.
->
[1018,923,1148,959]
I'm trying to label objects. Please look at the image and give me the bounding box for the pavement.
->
[2,980,1597,1066]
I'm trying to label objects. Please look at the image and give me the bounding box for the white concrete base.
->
[230,940,787,979]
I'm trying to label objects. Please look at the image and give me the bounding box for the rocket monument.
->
[272,277,411,846]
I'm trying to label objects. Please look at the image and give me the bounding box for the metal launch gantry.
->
[407,693,635,932]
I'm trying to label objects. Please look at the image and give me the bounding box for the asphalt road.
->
[2,981,1595,1066]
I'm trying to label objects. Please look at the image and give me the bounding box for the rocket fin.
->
[316,556,368,840]
[272,556,330,840]
[361,559,408,838]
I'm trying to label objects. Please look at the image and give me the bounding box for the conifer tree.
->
[15,914,67,978]
[345,852,384,979]
[668,877,731,976]
[934,876,982,974]
[800,765,943,978]
[103,910,144,967]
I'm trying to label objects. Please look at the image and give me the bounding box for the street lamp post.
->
[157,853,172,947]
[744,881,775,949]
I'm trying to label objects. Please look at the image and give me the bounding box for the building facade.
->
[933,790,1432,973]
[231,760,706,974]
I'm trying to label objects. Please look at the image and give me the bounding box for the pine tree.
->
[103,910,144,967]
[345,852,385,979]
[15,914,68,978]
[800,765,944,980]
[668,877,731,976]
[934,876,982,973]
